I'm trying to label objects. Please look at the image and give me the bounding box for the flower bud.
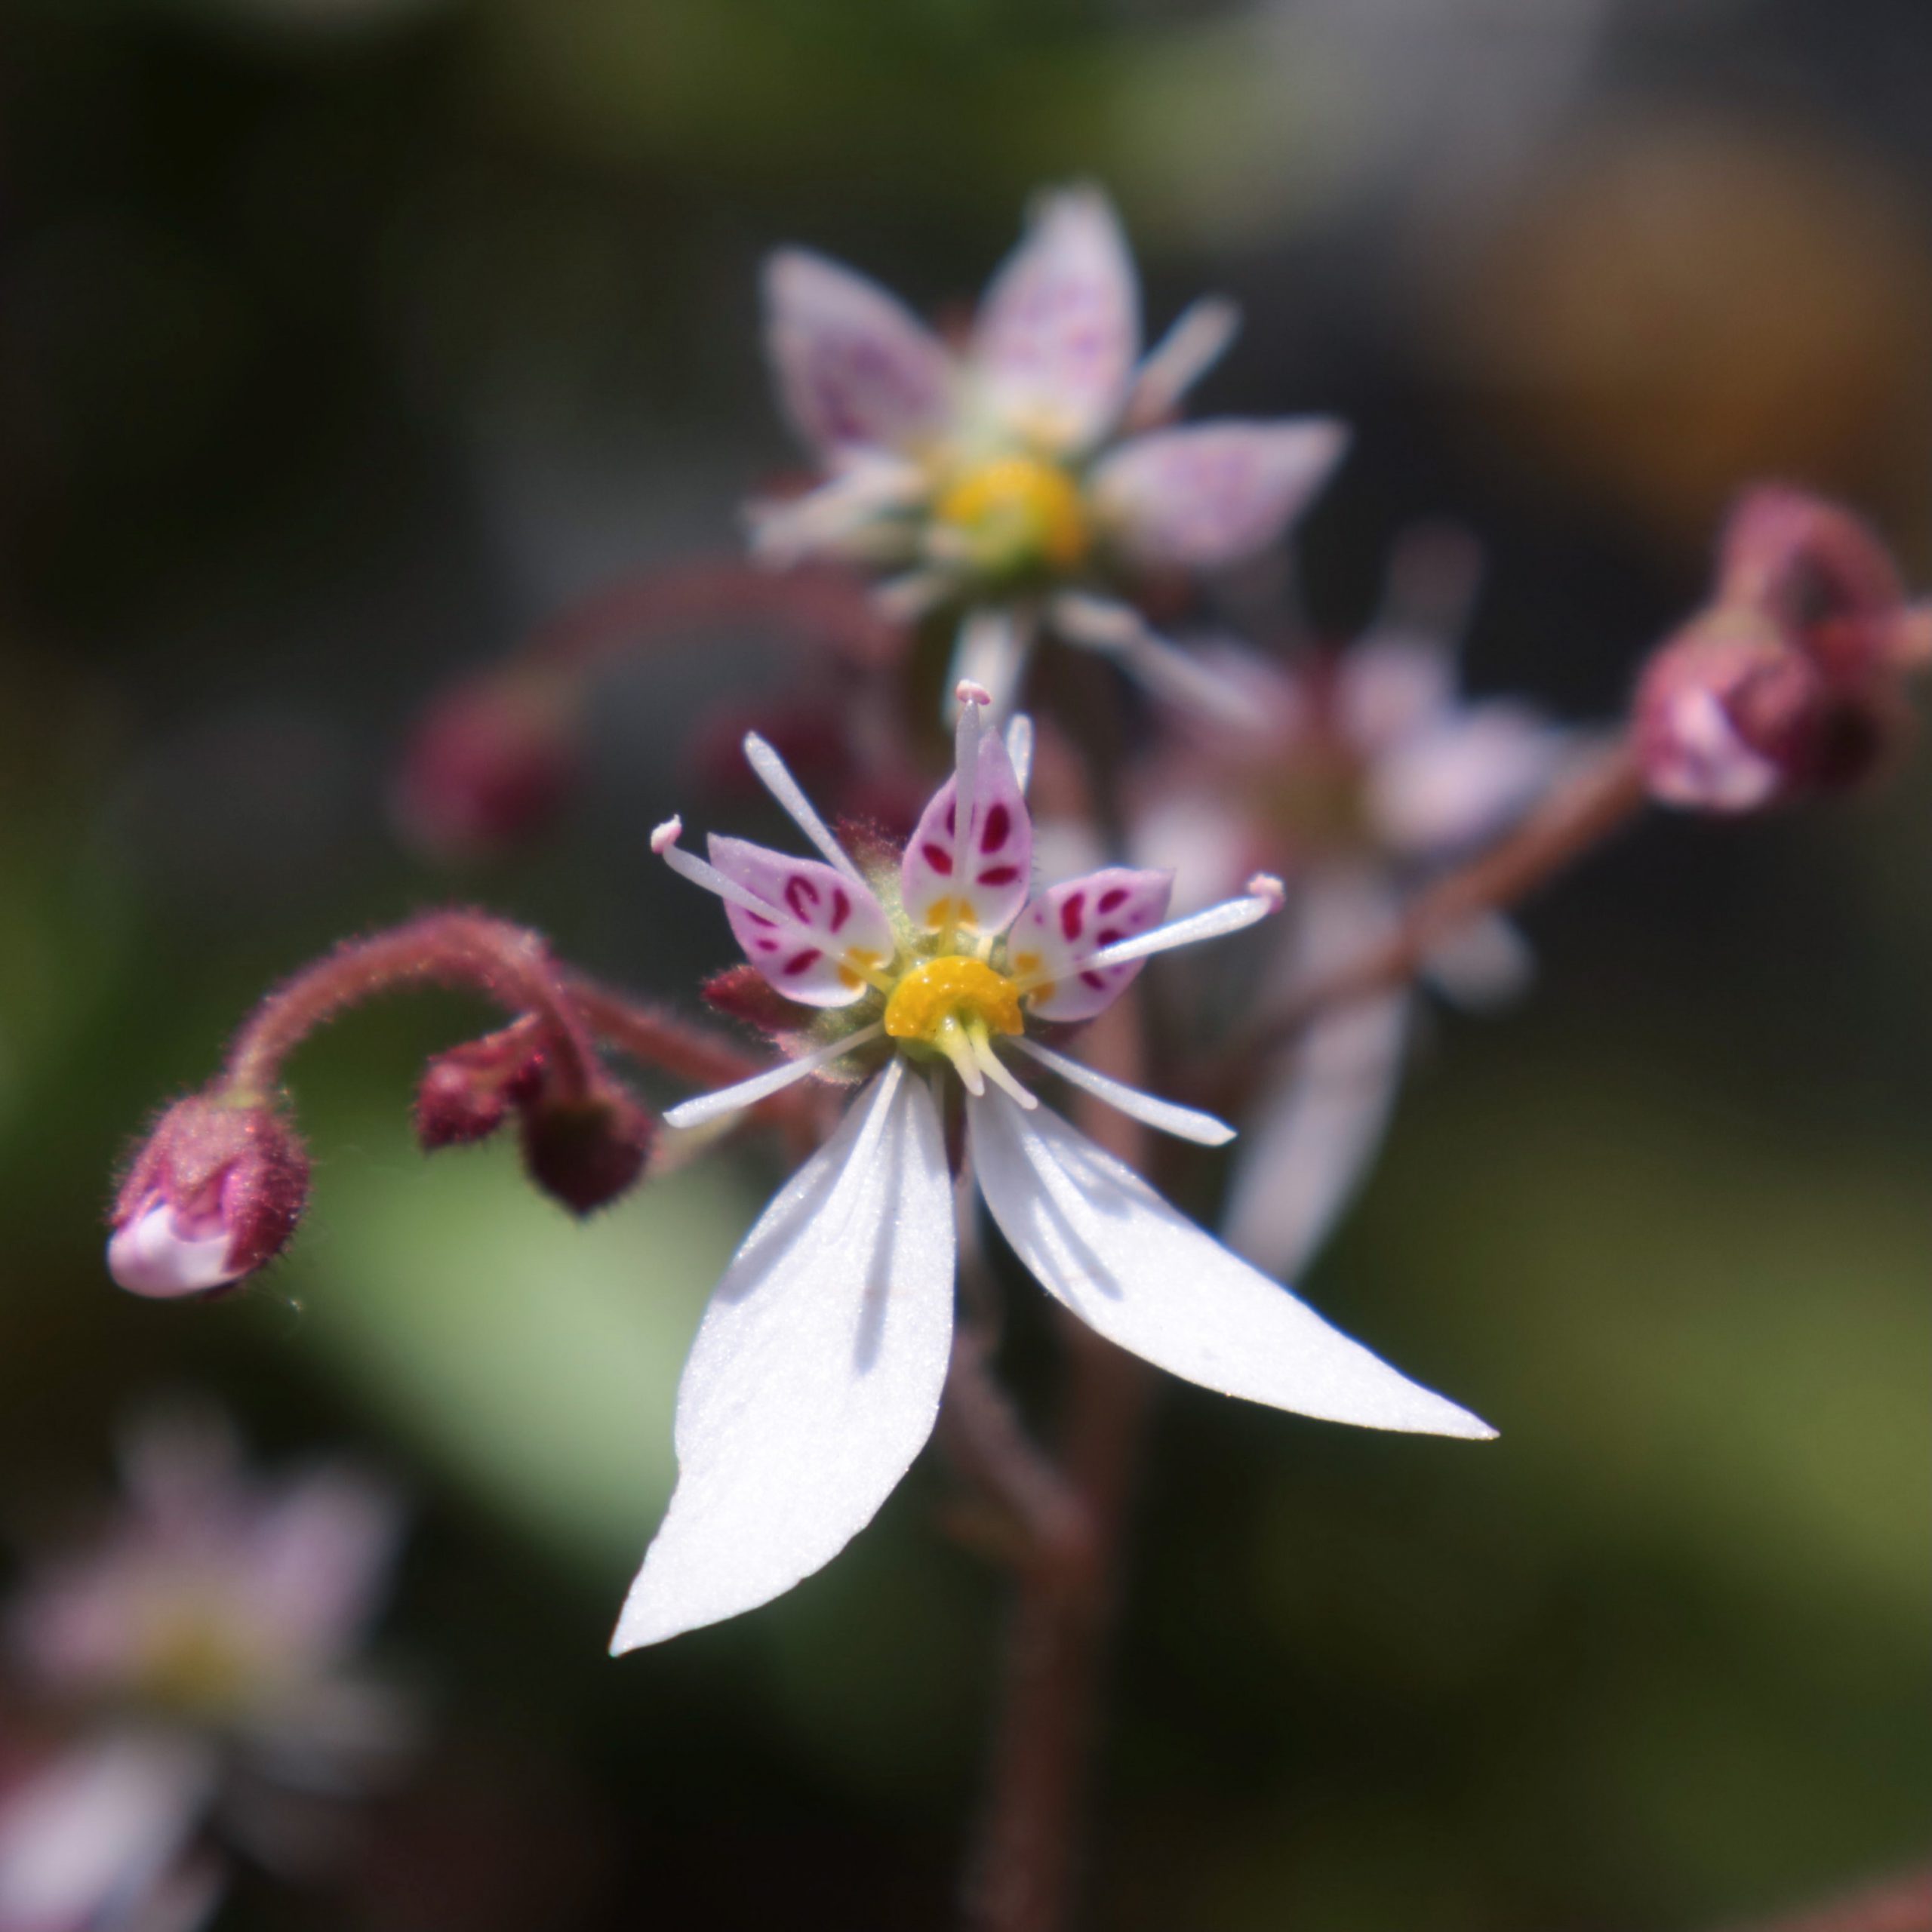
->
[414,1019,547,1151]
[393,672,578,862]
[517,1081,655,1217]
[108,1096,309,1299]
[1635,488,1927,814]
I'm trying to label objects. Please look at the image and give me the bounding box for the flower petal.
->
[973,187,1139,451]
[899,731,1033,937]
[1006,868,1173,1023]
[612,1063,957,1650]
[967,1090,1490,1437]
[1121,295,1241,432]
[763,249,954,457]
[1366,703,1567,859]
[1223,872,1411,1280]
[709,835,897,1007]
[1091,419,1349,570]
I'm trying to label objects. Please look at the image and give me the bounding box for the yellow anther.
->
[934,455,1089,574]
[884,956,1024,1044]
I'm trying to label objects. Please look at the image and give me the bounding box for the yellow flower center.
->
[934,455,1089,576]
[884,955,1024,1045]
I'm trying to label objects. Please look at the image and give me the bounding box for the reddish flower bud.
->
[1635,488,1929,814]
[414,1018,548,1151]
[108,1095,309,1299]
[393,673,578,862]
[517,1081,655,1217]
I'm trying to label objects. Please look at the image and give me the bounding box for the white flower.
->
[613,684,1492,1652]
[1133,535,1571,1281]
[2,1411,412,1930]
[750,186,1349,718]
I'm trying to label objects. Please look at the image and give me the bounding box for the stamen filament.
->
[651,823,790,924]
[970,1028,1037,1110]
[1012,1037,1232,1145]
[1011,880,1285,992]
[743,734,868,886]
[943,680,991,952]
[663,1023,886,1131]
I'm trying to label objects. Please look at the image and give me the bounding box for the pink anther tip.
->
[650,817,684,856]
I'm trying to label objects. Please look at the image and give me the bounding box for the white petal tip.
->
[955,678,993,709]
[1245,872,1285,911]
[106,1207,238,1300]
[650,817,685,856]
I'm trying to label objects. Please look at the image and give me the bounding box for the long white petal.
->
[1050,593,1260,729]
[1011,1038,1234,1146]
[966,1091,1490,1438]
[662,1025,885,1131]
[946,606,1034,724]
[1004,714,1035,795]
[612,1063,957,1649]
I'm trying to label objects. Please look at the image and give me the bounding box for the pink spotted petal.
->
[1008,867,1172,1023]
[709,835,896,1007]
[900,734,1033,937]
[973,188,1139,452]
[763,250,955,458]
[1091,419,1349,570]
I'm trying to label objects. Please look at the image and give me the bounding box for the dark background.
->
[2,0,1927,1925]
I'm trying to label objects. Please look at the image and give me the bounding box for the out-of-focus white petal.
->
[246,1469,405,1664]
[0,1732,220,1932]
[945,607,1035,724]
[1223,871,1412,1281]
[973,187,1139,452]
[968,1091,1489,1438]
[1128,793,1257,915]
[1421,912,1536,1011]
[1006,867,1172,1023]
[1367,703,1567,859]
[1336,635,1457,753]
[1090,419,1349,570]
[762,250,953,457]
[106,1204,237,1300]
[708,835,897,1008]
[1050,595,1263,728]
[1121,296,1241,432]
[746,454,928,568]
[611,1063,957,1650]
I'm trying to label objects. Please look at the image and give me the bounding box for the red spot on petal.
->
[1060,894,1084,941]
[829,887,851,933]
[1097,887,1128,912]
[1097,928,1121,945]
[921,842,954,876]
[980,864,1020,887]
[1079,970,1109,989]
[782,948,823,977]
[784,875,820,920]
[981,804,1011,851]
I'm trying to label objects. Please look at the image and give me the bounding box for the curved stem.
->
[224,912,601,1102]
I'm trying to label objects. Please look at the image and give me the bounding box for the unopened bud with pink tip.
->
[108,1095,309,1299]
[1636,488,1930,814]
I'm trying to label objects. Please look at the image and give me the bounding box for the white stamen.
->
[1005,714,1035,795]
[743,734,867,886]
[1245,872,1285,911]
[933,1017,985,1097]
[951,681,985,894]
[1074,891,1283,974]
[971,1035,1038,1110]
[1012,1038,1234,1146]
[663,1024,887,1131]
[656,838,789,924]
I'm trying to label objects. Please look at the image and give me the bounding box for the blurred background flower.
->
[1,0,1928,1925]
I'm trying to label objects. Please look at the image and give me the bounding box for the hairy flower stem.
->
[963,989,1156,1932]
[1253,733,1648,1054]
[220,912,773,1109]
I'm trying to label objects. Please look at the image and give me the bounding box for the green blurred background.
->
[2,0,1927,1924]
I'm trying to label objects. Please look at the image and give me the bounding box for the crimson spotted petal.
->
[709,835,896,1007]
[1008,867,1171,1022]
